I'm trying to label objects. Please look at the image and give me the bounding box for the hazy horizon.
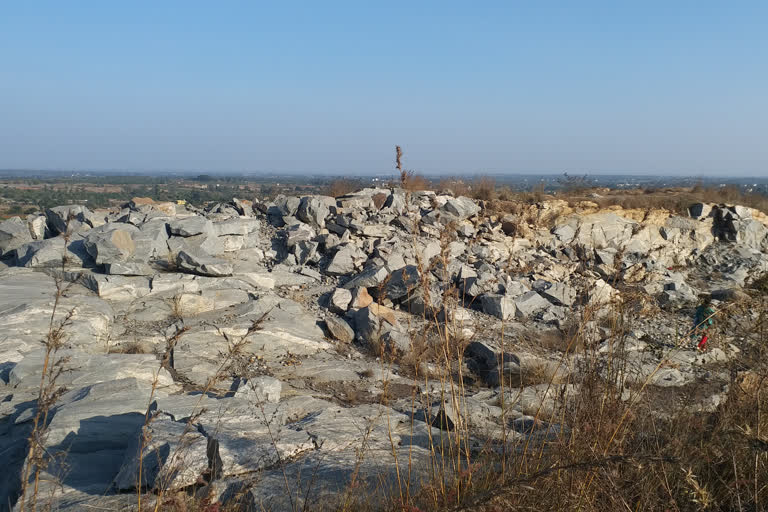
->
[2,1,767,176]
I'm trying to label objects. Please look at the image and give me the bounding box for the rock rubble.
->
[1,189,767,510]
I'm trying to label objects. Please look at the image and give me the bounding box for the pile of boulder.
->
[1,188,767,510]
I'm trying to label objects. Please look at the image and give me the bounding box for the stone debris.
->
[1,191,767,510]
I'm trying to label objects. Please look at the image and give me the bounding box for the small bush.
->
[472,176,496,201]
[328,179,363,197]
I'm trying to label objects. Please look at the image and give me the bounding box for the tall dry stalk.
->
[18,217,79,512]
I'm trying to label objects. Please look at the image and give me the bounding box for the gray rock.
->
[462,273,503,297]
[651,367,689,387]
[360,225,392,238]
[380,329,411,353]
[552,224,576,243]
[481,294,516,320]
[297,196,332,228]
[285,223,316,249]
[105,260,155,276]
[385,265,420,301]
[45,205,94,235]
[514,291,550,319]
[132,219,170,260]
[342,265,389,289]
[168,216,214,237]
[83,225,138,265]
[82,274,152,300]
[0,217,33,257]
[27,214,48,240]
[540,282,577,306]
[329,288,352,312]
[689,203,713,218]
[558,213,636,249]
[8,378,164,503]
[294,240,319,265]
[326,245,364,276]
[15,237,92,268]
[114,416,208,491]
[325,315,355,343]
[354,305,398,347]
[465,341,520,387]
[442,196,481,220]
[274,195,301,217]
[176,250,234,277]
[384,190,407,214]
[214,218,261,236]
[403,284,443,316]
[733,219,768,249]
[595,248,616,266]
[235,375,282,403]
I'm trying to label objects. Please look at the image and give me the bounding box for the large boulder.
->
[297,196,333,229]
[45,205,94,235]
[514,291,551,319]
[27,214,48,240]
[285,223,315,249]
[14,237,92,268]
[0,216,33,258]
[539,282,577,307]
[442,196,481,220]
[83,225,138,265]
[555,213,637,249]
[273,195,302,217]
[326,245,366,276]
[133,219,170,260]
[353,304,409,352]
[481,294,516,320]
[689,203,713,219]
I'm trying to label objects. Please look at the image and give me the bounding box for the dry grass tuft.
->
[328,179,364,198]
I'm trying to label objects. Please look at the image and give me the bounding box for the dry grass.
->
[328,179,364,198]
[558,185,768,215]
[436,177,496,201]
[750,272,768,295]
[401,173,432,192]
[17,217,79,512]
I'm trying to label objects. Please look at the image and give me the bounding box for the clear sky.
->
[1,1,766,176]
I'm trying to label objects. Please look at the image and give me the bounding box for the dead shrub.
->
[328,179,363,198]
[402,173,432,192]
[436,179,471,197]
[472,176,496,201]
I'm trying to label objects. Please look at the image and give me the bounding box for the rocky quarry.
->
[0,188,767,511]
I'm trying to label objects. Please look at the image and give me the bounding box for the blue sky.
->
[1,1,766,175]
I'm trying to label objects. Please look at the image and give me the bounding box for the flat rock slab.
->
[0,270,115,357]
[177,250,234,277]
[8,351,176,392]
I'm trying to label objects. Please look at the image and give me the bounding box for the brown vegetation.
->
[327,179,364,198]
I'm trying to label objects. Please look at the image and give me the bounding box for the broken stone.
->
[176,250,234,277]
[325,315,355,343]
